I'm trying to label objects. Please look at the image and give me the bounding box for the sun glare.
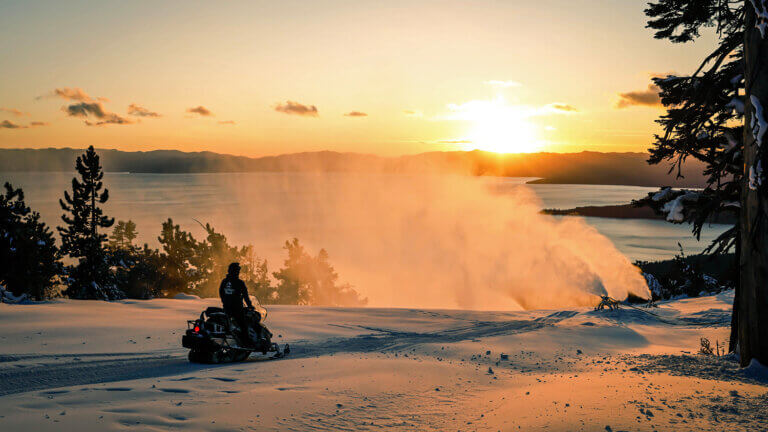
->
[450,97,542,154]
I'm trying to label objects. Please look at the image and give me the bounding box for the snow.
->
[750,95,767,147]
[0,285,27,304]
[642,272,663,298]
[0,292,765,430]
[726,97,745,115]
[749,160,763,190]
[750,0,768,37]
[173,293,200,300]
[661,191,699,222]
[651,186,673,202]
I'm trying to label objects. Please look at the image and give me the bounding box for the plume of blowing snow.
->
[231,173,650,310]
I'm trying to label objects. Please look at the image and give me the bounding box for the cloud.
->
[187,105,213,117]
[438,139,473,144]
[0,120,49,129]
[616,84,662,108]
[274,101,319,117]
[344,111,368,117]
[403,109,423,117]
[0,107,29,117]
[218,120,236,125]
[485,80,522,88]
[0,120,25,129]
[37,87,99,102]
[128,103,161,118]
[546,103,578,113]
[64,101,133,126]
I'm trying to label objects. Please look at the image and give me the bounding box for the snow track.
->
[3,293,766,431]
[0,311,576,397]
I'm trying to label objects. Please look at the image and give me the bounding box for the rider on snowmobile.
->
[219,262,254,345]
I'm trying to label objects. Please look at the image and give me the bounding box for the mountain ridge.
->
[0,148,708,187]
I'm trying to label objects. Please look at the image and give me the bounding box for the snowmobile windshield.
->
[249,296,268,322]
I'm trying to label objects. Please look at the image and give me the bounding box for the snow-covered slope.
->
[0,292,765,431]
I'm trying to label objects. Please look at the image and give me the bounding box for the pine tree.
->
[738,0,768,366]
[194,222,241,298]
[107,220,164,299]
[109,220,137,250]
[58,146,120,299]
[239,245,277,303]
[0,183,61,300]
[273,238,311,304]
[273,238,366,306]
[157,218,200,296]
[642,1,768,365]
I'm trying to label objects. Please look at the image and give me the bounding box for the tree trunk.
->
[729,238,740,353]
[739,2,768,367]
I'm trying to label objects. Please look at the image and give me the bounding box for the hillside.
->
[0,148,708,187]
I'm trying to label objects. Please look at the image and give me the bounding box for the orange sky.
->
[0,1,716,157]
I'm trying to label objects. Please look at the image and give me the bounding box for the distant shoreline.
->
[542,203,737,224]
[0,148,710,188]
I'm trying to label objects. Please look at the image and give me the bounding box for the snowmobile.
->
[182,299,289,364]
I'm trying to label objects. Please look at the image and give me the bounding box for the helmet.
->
[227,262,241,275]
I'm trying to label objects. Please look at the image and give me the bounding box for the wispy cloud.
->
[437,139,473,144]
[344,111,368,117]
[218,120,236,125]
[274,101,318,117]
[616,76,664,109]
[37,87,106,102]
[0,107,29,117]
[545,103,578,113]
[187,105,213,117]
[485,80,522,88]
[0,120,49,129]
[0,120,24,129]
[128,103,161,118]
[403,109,423,117]
[64,101,133,126]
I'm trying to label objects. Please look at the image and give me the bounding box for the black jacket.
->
[219,275,253,311]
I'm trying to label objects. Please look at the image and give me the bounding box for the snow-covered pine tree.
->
[641,0,768,365]
[58,146,121,300]
[0,183,61,300]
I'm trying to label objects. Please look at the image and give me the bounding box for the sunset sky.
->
[0,0,716,157]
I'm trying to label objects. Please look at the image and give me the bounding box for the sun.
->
[450,97,542,153]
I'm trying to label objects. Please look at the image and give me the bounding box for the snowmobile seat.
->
[204,306,226,316]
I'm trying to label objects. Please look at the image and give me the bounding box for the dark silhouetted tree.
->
[0,183,61,300]
[642,0,768,364]
[157,218,201,296]
[109,220,137,250]
[107,221,164,299]
[58,146,121,299]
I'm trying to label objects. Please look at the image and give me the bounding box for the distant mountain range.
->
[0,148,709,187]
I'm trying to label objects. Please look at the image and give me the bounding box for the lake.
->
[1,171,728,265]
